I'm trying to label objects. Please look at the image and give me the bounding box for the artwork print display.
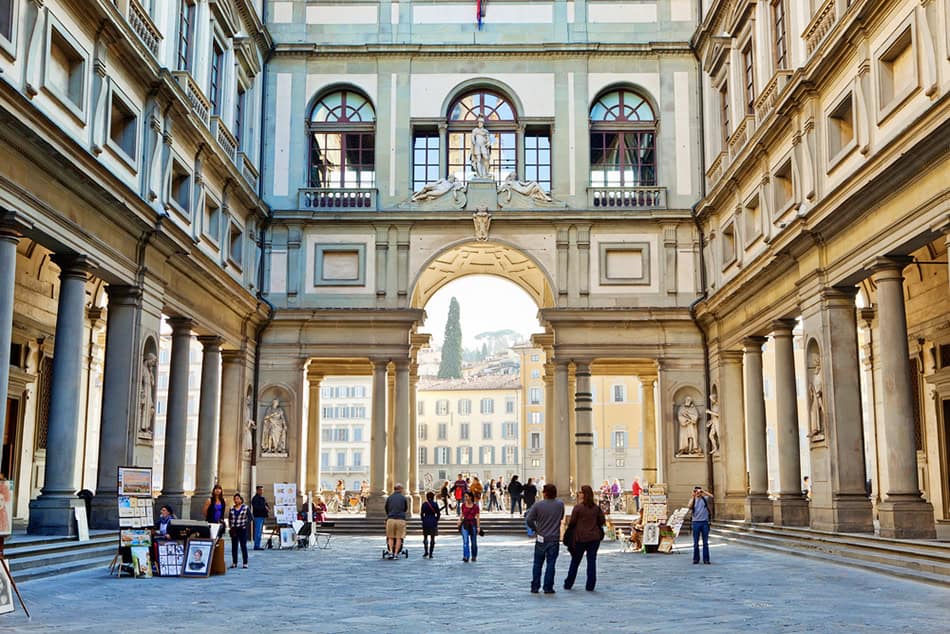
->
[0,563,13,615]
[0,481,13,537]
[182,538,213,577]
[117,467,152,496]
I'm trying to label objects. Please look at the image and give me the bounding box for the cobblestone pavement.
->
[2,533,948,633]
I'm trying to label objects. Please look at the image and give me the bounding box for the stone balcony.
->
[299,188,377,210]
[211,116,238,162]
[588,187,666,210]
[754,70,794,126]
[126,0,162,57]
[171,71,211,126]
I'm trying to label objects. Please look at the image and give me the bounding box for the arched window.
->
[589,89,657,187]
[447,90,517,184]
[308,90,375,188]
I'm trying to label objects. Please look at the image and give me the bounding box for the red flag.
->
[477,0,484,30]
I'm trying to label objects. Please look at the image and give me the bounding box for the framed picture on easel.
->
[0,481,13,537]
[181,538,213,577]
[0,562,13,615]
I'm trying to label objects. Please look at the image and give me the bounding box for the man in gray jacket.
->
[525,484,565,594]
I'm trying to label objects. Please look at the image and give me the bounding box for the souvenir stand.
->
[617,483,686,555]
[270,483,298,549]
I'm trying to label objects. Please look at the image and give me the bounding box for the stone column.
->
[743,337,772,522]
[640,376,658,486]
[393,360,411,497]
[717,351,747,520]
[305,367,323,496]
[0,219,24,451]
[386,365,396,493]
[155,317,194,519]
[90,286,143,529]
[870,259,936,538]
[217,351,246,493]
[408,362,419,497]
[190,336,222,519]
[553,360,571,500]
[574,360,593,489]
[28,255,95,535]
[770,320,809,526]
[366,360,388,517]
[543,363,555,483]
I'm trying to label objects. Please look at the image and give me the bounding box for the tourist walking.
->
[385,483,409,559]
[631,478,642,513]
[563,485,606,591]
[420,491,441,558]
[496,477,506,511]
[203,484,227,531]
[471,477,484,506]
[508,475,524,515]
[487,479,500,511]
[229,493,251,568]
[523,478,538,510]
[250,485,270,550]
[439,480,452,514]
[526,484,564,594]
[611,479,622,511]
[457,491,481,562]
[451,473,468,516]
[689,486,713,564]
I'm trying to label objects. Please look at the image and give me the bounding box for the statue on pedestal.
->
[469,116,493,179]
[808,353,825,440]
[138,352,157,438]
[676,396,703,456]
[261,398,288,456]
[243,395,256,457]
[706,393,721,455]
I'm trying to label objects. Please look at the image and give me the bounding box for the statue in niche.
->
[409,175,466,204]
[498,171,554,203]
[261,398,288,456]
[706,393,721,455]
[808,352,825,440]
[676,396,703,456]
[469,116,493,179]
[473,207,491,241]
[138,352,157,437]
[243,395,256,457]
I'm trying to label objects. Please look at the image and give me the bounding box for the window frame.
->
[772,0,788,71]
[176,0,196,72]
[411,127,440,191]
[875,18,919,125]
[209,38,225,116]
[105,82,140,169]
[825,89,858,170]
[446,89,519,185]
[308,89,377,189]
[588,88,658,188]
[43,15,89,123]
[0,0,20,60]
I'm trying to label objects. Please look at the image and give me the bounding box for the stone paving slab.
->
[1,533,947,633]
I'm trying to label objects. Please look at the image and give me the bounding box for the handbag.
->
[478,527,485,537]
[562,524,576,554]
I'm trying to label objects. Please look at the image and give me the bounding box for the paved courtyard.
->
[2,533,948,633]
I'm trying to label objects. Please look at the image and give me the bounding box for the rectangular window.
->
[613,431,626,449]
[877,24,917,119]
[458,399,472,415]
[505,398,515,414]
[412,129,440,192]
[177,0,195,71]
[353,426,363,442]
[612,385,626,403]
[773,159,793,214]
[530,370,540,379]
[234,85,246,150]
[336,452,346,467]
[418,424,427,441]
[436,400,449,416]
[480,398,494,414]
[352,451,362,467]
[321,428,332,442]
[321,452,329,468]
[719,82,731,145]
[721,221,737,267]
[482,422,492,440]
[0,0,13,43]
[529,388,542,405]
[742,42,755,115]
[529,411,543,425]
[47,27,86,113]
[530,432,542,450]
[502,422,518,440]
[459,422,469,441]
[309,132,375,188]
[108,90,138,162]
[524,127,551,191]
[773,0,787,70]
[169,160,191,216]
[530,354,540,362]
[209,41,224,115]
[203,200,221,244]
[418,447,427,465]
[616,458,625,467]
[417,400,425,416]
[827,93,855,165]
[437,423,447,441]
[589,131,656,187]
[334,428,348,442]
[744,194,762,243]
[228,222,243,270]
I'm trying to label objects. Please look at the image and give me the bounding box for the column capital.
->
[220,349,246,365]
[867,255,913,278]
[0,210,33,239]
[720,349,744,364]
[371,358,389,371]
[166,316,194,334]
[573,359,592,374]
[105,284,142,306]
[307,371,324,385]
[743,336,768,351]
[393,358,411,371]
[639,374,657,387]
[197,335,224,350]
[770,318,798,336]
[50,254,97,279]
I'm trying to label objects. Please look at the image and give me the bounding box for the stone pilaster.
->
[366,360,389,518]
[90,285,143,529]
[155,317,194,520]
[393,359,411,500]
[770,320,809,526]
[715,350,747,520]
[553,360,571,501]
[0,216,25,479]
[870,259,935,538]
[217,350,246,493]
[640,376,658,486]
[190,335,223,520]
[305,367,323,495]
[28,255,96,535]
[743,337,772,523]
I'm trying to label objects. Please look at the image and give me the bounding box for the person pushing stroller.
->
[383,483,409,559]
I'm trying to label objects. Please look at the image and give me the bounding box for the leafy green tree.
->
[438,297,463,378]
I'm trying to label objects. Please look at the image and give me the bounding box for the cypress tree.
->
[438,297,463,378]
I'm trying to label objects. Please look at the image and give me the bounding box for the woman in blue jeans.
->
[456,492,481,562]
[563,485,606,591]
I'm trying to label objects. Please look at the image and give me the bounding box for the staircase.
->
[292,513,531,537]
[3,531,117,582]
[714,520,950,586]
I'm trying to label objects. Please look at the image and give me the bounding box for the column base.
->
[27,496,84,536]
[365,493,388,520]
[809,494,874,533]
[90,493,120,530]
[155,493,191,522]
[878,496,936,539]
[190,491,212,522]
[772,496,809,526]
[745,494,773,523]
[716,492,746,520]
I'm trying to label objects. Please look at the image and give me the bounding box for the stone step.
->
[5,534,116,560]
[8,543,118,574]
[15,555,116,583]
[714,523,950,587]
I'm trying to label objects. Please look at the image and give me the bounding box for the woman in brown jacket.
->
[563,484,606,591]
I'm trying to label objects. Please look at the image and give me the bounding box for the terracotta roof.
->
[417,375,522,391]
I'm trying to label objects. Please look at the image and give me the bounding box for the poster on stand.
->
[273,483,298,525]
[644,522,660,546]
[0,481,13,537]
[0,563,14,615]
[182,538,213,577]
[118,467,152,496]
[642,503,667,523]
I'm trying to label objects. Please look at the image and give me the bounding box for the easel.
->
[0,536,30,618]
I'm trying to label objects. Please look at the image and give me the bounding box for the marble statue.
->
[138,352,157,436]
[261,398,288,455]
[498,171,554,203]
[473,207,491,241]
[808,353,825,439]
[676,396,702,456]
[409,175,466,203]
[706,393,721,455]
[243,396,256,456]
[469,116,493,179]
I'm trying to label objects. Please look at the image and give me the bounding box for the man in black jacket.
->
[250,485,270,550]
[508,475,525,516]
